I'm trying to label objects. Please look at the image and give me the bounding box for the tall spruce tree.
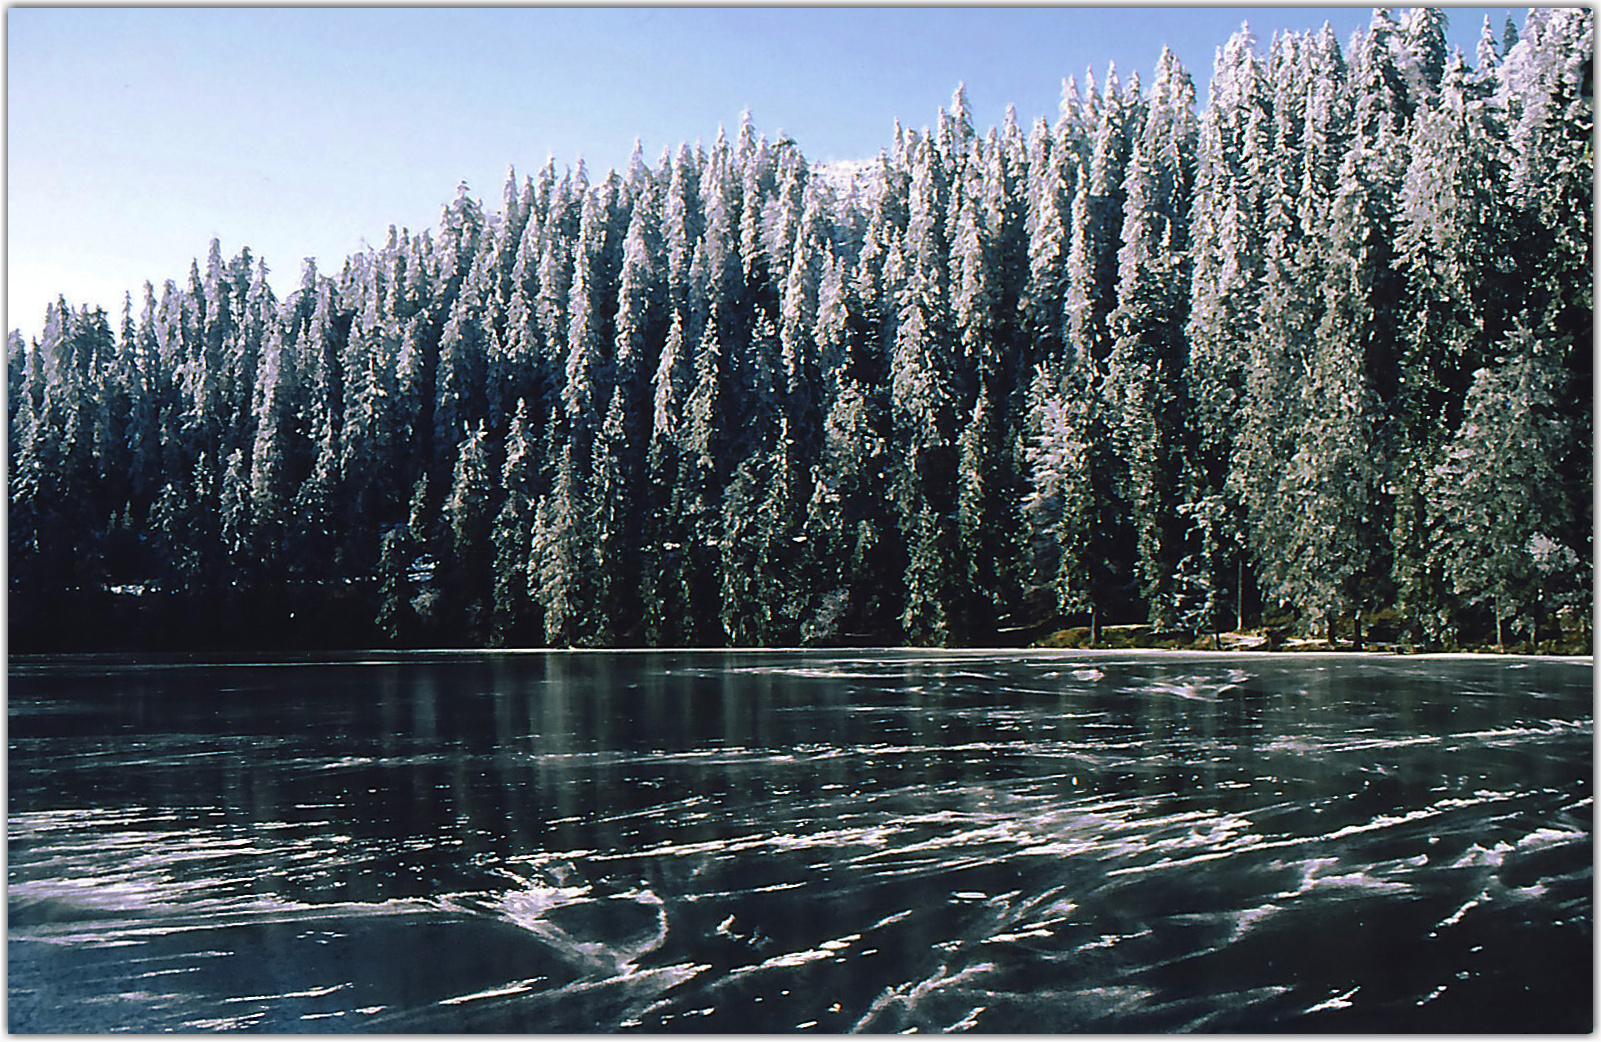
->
[1425,320,1576,647]
[1104,47,1198,629]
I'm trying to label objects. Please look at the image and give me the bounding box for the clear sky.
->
[8,6,1513,339]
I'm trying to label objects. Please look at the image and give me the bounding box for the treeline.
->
[9,8,1591,652]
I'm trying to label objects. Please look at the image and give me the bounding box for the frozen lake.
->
[7,650,1592,1031]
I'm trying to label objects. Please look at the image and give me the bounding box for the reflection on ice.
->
[7,652,1591,1032]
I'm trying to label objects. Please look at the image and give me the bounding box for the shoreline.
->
[8,646,1594,666]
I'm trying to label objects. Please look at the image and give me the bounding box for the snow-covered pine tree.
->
[337,258,402,572]
[1399,7,1449,110]
[672,304,734,643]
[1022,102,1075,379]
[491,397,538,645]
[1187,25,1271,500]
[248,324,304,576]
[530,435,588,646]
[952,118,1031,640]
[1424,320,1576,647]
[663,143,703,321]
[1498,7,1594,585]
[1390,51,1513,638]
[1021,362,1097,636]
[1104,46,1197,630]
[890,127,959,644]
[1233,24,1352,631]
[1278,135,1397,646]
[562,177,617,450]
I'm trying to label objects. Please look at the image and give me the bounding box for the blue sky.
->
[8,6,1512,338]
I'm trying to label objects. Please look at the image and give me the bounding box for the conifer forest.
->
[9,8,1592,652]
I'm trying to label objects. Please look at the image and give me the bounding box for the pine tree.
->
[532,166,578,419]
[1425,321,1577,647]
[490,398,538,645]
[441,421,493,640]
[1022,364,1097,633]
[1399,7,1449,108]
[1498,8,1594,583]
[1232,23,1352,632]
[562,179,609,439]
[1065,64,1133,377]
[588,165,668,642]
[641,309,692,644]
[720,418,805,646]
[890,130,959,644]
[1104,47,1197,629]
[663,144,703,319]
[1278,140,1397,645]
[1023,111,1074,377]
[1187,25,1272,490]
[530,438,586,646]
[1043,183,1126,632]
[697,129,744,328]
[1475,14,1502,87]
[434,181,485,314]
[947,134,996,641]
[376,523,418,644]
[803,247,899,643]
[590,392,634,643]
[778,171,831,443]
[338,266,402,569]
[673,307,734,643]
[1391,52,1513,637]
[434,267,490,465]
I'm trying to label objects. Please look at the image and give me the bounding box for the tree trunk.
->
[1494,593,1504,652]
[1236,555,1243,633]
[1353,610,1364,652]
